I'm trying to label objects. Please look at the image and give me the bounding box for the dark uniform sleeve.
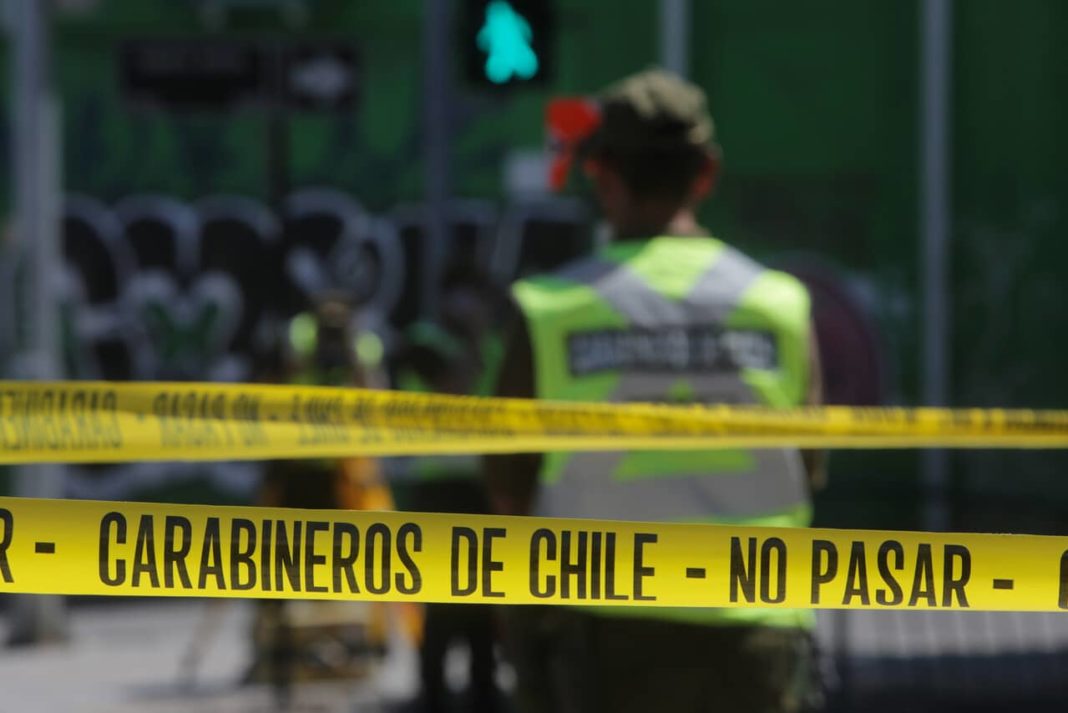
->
[483,300,543,515]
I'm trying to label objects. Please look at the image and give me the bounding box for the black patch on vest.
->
[566,326,778,376]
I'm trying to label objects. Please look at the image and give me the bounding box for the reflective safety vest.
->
[513,236,814,628]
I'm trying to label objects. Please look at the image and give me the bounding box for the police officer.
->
[394,267,505,713]
[253,294,393,700]
[486,69,823,713]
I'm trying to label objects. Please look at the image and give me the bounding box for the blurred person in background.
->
[252,293,403,703]
[393,266,505,713]
[486,69,824,713]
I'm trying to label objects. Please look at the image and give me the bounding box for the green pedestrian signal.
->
[463,0,554,88]
[477,0,539,84]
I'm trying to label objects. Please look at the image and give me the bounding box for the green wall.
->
[2,0,1065,531]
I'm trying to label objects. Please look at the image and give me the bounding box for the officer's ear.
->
[583,157,626,197]
[582,157,605,182]
[690,146,722,202]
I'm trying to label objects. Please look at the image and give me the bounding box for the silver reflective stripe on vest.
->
[534,248,809,522]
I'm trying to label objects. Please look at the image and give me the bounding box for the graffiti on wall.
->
[2,188,884,502]
[52,189,593,500]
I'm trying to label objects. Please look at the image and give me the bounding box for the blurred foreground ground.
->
[0,599,424,713]
[3,600,1068,712]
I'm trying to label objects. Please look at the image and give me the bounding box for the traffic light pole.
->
[422,0,453,318]
[659,0,690,78]
[919,0,953,532]
[8,0,67,645]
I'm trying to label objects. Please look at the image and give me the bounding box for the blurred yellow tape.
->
[1,381,1068,464]
[1,496,1067,611]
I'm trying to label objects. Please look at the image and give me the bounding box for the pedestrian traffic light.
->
[462,0,554,88]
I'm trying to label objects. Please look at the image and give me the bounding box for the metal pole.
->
[421,0,452,317]
[659,0,690,77]
[920,0,952,532]
[8,0,67,644]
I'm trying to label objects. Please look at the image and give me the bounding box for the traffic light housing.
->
[462,0,554,88]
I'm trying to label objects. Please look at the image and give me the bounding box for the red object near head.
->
[546,97,602,191]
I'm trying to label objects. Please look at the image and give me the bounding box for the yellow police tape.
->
[1,496,1067,612]
[1,381,1068,464]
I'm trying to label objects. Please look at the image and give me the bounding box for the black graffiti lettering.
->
[230,518,257,591]
[100,512,127,586]
[942,545,971,608]
[842,542,869,606]
[396,523,423,594]
[198,517,226,590]
[530,528,556,598]
[332,523,360,593]
[0,508,14,583]
[875,541,904,606]
[633,533,657,601]
[810,540,838,604]
[908,544,936,607]
[132,515,160,588]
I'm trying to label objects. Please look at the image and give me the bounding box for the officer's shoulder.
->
[510,255,608,316]
[740,262,812,324]
[513,253,608,290]
[714,241,807,290]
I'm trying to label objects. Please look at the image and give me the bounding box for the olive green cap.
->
[584,68,715,154]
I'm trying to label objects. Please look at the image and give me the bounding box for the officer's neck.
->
[613,205,707,241]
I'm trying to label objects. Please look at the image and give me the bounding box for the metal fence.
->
[822,609,1068,711]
